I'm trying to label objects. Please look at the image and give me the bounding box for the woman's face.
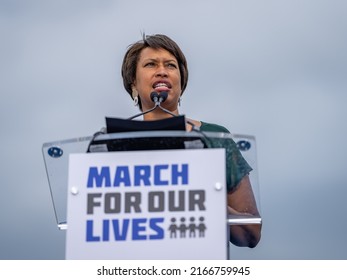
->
[133,47,182,112]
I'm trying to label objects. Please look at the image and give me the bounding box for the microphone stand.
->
[127,91,199,132]
[88,92,207,152]
[127,105,158,120]
[156,92,177,118]
[127,92,162,120]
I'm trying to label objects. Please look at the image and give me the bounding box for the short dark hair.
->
[121,34,188,110]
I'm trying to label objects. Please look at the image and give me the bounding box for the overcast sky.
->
[1,0,347,259]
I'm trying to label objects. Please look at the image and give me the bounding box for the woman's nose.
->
[155,65,168,77]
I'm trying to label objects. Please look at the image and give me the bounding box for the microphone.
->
[150,91,167,105]
[128,91,198,132]
[150,92,159,103]
[158,91,168,103]
[155,91,177,117]
[128,91,162,120]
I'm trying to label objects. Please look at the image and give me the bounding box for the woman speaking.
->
[121,34,261,248]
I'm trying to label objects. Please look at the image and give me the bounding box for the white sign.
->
[66,149,227,259]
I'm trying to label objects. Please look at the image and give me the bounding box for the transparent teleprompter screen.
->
[42,131,261,229]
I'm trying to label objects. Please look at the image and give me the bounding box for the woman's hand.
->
[227,175,262,248]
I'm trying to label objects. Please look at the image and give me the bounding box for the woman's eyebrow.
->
[143,58,177,63]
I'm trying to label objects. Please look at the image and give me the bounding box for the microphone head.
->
[150,92,159,102]
[158,91,168,102]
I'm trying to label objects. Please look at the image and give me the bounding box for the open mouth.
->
[153,81,171,91]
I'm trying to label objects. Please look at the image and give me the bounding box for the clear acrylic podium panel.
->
[42,131,261,230]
